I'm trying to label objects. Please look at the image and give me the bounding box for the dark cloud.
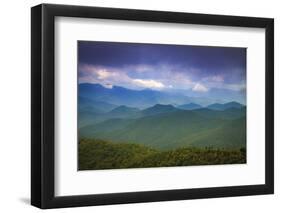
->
[78,40,246,101]
[78,41,246,83]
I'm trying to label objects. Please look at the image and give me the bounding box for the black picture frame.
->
[31,3,274,209]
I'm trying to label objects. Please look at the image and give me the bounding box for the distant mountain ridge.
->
[207,101,245,111]
[79,101,246,128]
[79,83,189,108]
[79,96,117,113]
[142,104,179,116]
[78,83,245,108]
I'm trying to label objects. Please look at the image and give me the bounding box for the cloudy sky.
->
[78,41,246,94]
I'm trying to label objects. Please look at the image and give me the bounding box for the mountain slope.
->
[187,117,246,148]
[79,96,117,113]
[141,104,179,116]
[207,101,245,110]
[110,105,139,113]
[107,105,140,117]
[193,107,246,120]
[177,103,202,110]
[79,105,141,128]
[80,109,246,150]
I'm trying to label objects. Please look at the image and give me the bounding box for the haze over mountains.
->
[79,83,245,108]
[78,83,246,150]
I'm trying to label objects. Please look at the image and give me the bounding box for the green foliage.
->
[79,138,156,170]
[79,138,246,170]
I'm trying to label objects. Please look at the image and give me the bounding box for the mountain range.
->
[80,110,245,149]
[79,83,245,108]
[78,83,246,150]
[79,103,246,150]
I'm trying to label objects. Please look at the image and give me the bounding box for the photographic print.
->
[78,41,246,170]
[31,5,274,208]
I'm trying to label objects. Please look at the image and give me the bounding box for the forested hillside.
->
[79,139,246,170]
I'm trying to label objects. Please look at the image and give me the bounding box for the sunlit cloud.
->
[79,63,245,94]
[79,63,167,90]
[132,79,165,89]
[96,69,117,80]
[192,83,208,92]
